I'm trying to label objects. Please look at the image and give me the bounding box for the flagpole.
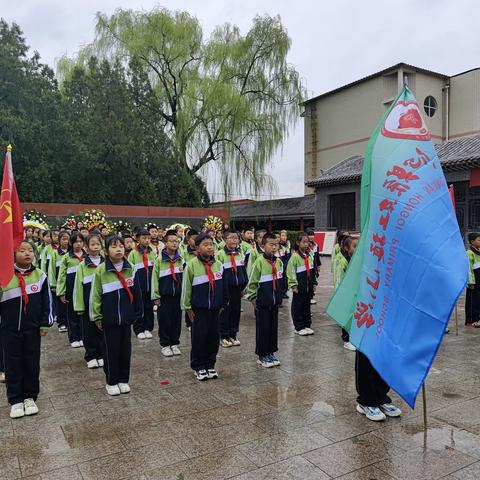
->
[455,303,459,336]
[422,384,428,446]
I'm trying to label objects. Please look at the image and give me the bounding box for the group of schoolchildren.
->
[0,221,328,419]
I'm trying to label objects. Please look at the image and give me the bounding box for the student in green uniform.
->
[48,230,70,333]
[91,235,143,396]
[128,229,156,339]
[466,232,480,327]
[216,230,248,347]
[245,233,284,368]
[57,232,85,348]
[246,229,266,278]
[287,232,316,336]
[334,236,358,351]
[181,233,226,381]
[73,233,104,368]
[0,241,53,419]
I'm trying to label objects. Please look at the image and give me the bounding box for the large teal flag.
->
[327,85,468,408]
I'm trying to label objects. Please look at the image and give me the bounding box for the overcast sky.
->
[3,0,480,201]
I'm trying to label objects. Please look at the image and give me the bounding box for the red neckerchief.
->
[265,256,278,291]
[115,269,133,304]
[199,256,215,294]
[169,258,179,286]
[300,251,311,278]
[136,245,150,272]
[15,270,32,313]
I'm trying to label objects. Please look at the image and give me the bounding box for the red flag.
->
[449,184,456,210]
[0,145,23,287]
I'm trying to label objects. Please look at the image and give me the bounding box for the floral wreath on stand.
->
[61,216,77,231]
[80,209,109,232]
[202,215,224,234]
[112,220,132,234]
[23,209,49,231]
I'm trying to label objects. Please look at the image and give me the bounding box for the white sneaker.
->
[87,359,99,369]
[161,346,174,357]
[24,398,39,416]
[79,340,84,347]
[310,299,317,305]
[106,384,121,396]
[207,369,218,379]
[343,341,356,351]
[305,327,315,335]
[379,403,402,417]
[195,370,209,381]
[137,332,146,340]
[171,345,182,356]
[118,383,131,394]
[356,404,386,422]
[295,328,310,336]
[97,359,104,367]
[144,331,153,339]
[10,403,25,419]
[71,341,81,348]
[0,372,5,383]
[232,338,241,346]
[58,325,68,333]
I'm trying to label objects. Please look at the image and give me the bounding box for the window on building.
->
[424,96,437,117]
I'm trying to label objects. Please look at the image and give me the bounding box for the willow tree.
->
[59,8,305,198]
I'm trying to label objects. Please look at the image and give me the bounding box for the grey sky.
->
[3,0,480,201]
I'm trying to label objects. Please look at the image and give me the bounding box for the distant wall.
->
[23,202,229,228]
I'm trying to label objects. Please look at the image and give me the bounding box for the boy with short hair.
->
[0,241,54,418]
[128,228,156,339]
[152,230,184,357]
[181,233,226,381]
[245,233,284,368]
[247,229,266,278]
[147,224,165,257]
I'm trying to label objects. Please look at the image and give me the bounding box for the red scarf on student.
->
[115,269,133,304]
[199,257,216,294]
[301,251,311,279]
[266,257,278,291]
[230,253,238,274]
[15,270,32,313]
[169,259,179,286]
[73,252,83,263]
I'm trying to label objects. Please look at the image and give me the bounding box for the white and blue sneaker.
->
[269,354,281,366]
[195,370,209,381]
[257,356,275,368]
[356,404,386,422]
[379,403,402,417]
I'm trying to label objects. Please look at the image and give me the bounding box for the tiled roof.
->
[306,135,480,188]
[302,63,448,106]
[231,195,315,220]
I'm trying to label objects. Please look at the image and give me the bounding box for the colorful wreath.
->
[80,209,109,231]
[112,220,132,233]
[61,216,77,230]
[23,209,49,230]
[202,215,223,233]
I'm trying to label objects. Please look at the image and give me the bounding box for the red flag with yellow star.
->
[0,145,23,287]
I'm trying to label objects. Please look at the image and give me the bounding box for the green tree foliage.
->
[61,8,305,198]
[0,20,208,206]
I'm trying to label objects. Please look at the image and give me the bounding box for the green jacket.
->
[181,256,225,310]
[244,254,284,307]
[56,251,85,300]
[90,257,143,327]
[467,248,480,285]
[151,249,184,299]
[333,251,348,290]
[47,248,69,289]
[73,255,104,314]
[286,250,315,294]
[331,243,341,274]
[247,245,263,278]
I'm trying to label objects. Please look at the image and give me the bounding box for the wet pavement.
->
[1,258,479,479]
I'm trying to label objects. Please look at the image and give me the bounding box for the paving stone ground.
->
[1,258,478,479]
